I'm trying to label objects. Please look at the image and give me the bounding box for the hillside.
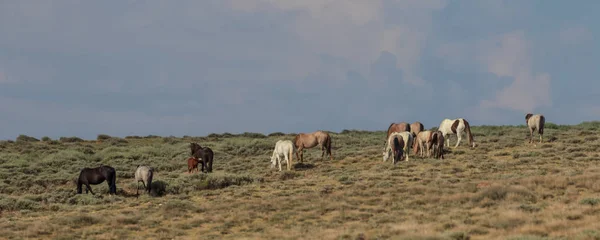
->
[1,123,600,240]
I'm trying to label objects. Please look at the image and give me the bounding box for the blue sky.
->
[1,1,599,140]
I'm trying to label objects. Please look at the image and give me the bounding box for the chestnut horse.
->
[525,113,545,144]
[187,157,200,173]
[293,131,333,162]
[386,122,411,139]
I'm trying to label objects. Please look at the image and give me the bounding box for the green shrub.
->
[16,135,39,142]
[97,134,112,141]
[59,137,84,143]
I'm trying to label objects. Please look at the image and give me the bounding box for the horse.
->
[438,118,476,148]
[187,157,200,173]
[410,121,424,138]
[134,165,153,195]
[270,140,295,171]
[293,131,333,162]
[392,137,404,164]
[386,122,411,139]
[383,131,413,163]
[190,143,214,173]
[77,165,117,195]
[427,131,445,159]
[526,113,545,144]
[413,130,433,158]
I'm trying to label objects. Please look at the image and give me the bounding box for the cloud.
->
[559,26,593,45]
[478,31,552,113]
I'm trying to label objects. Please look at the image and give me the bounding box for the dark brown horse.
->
[428,131,445,159]
[293,131,333,162]
[77,165,117,195]
[190,143,214,173]
[386,122,411,139]
[392,136,404,164]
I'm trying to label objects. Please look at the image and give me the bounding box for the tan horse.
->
[410,121,424,138]
[386,122,410,139]
[294,131,333,162]
[413,130,432,157]
[525,113,545,144]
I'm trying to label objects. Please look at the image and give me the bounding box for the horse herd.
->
[75,113,546,195]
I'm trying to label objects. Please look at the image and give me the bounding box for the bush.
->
[41,136,52,142]
[16,135,39,142]
[96,134,112,141]
[268,132,286,137]
[59,137,84,143]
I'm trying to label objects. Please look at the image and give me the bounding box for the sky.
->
[1,1,599,140]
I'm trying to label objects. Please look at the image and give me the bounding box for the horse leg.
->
[77,182,83,194]
[85,184,95,195]
[277,154,282,172]
[539,134,543,144]
[454,134,462,148]
[284,152,290,171]
[529,128,534,144]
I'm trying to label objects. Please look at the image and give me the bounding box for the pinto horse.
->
[428,131,445,159]
[438,118,476,148]
[293,131,333,162]
[386,122,411,139]
[77,165,117,195]
[526,113,545,144]
[190,143,214,173]
[383,131,413,163]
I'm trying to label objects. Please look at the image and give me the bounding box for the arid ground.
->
[1,122,600,240]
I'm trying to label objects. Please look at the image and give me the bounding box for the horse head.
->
[525,113,533,124]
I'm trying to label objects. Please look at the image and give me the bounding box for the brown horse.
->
[386,122,411,139]
[525,113,545,144]
[293,131,333,162]
[187,157,200,173]
[428,131,445,159]
[410,121,424,138]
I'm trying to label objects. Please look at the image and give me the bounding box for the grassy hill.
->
[1,122,600,239]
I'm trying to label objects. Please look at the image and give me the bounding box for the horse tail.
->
[147,168,153,192]
[326,134,333,158]
[537,115,545,134]
[463,119,475,147]
[111,168,117,194]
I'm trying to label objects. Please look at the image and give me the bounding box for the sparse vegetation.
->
[1,124,600,239]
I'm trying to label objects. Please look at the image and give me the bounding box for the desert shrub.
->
[239,132,267,138]
[16,134,39,142]
[41,136,52,142]
[59,137,84,143]
[96,134,112,141]
[268,132,286,137]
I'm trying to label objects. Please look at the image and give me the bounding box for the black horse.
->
[190,143,214,173]
[77,165,117,195]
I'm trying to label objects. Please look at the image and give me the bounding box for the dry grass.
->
[1,123,600,239]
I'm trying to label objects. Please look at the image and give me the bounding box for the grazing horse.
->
[526,113,545,144]
[386,122,411,139]
[187,157,200,173]
[134,165,153,195]
[77,165,117,195]
[383,131,413,163]
[410,121,424,138]
[270,140,295,171]
[413,130,433,157]
[190,143,214,173]
[438,118,476,148]
[293,131,333,162]
[428,131,445,159]
[392,137,404,164]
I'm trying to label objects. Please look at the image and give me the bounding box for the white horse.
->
[438,118,476,148]
[134,165,153,195]
[270,140,295,171]
[383,131,413,163]
[526,113,545,144]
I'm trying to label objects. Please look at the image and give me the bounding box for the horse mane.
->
[525,113,533,122]
[462,119,474,147]
[386,123,395,134]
